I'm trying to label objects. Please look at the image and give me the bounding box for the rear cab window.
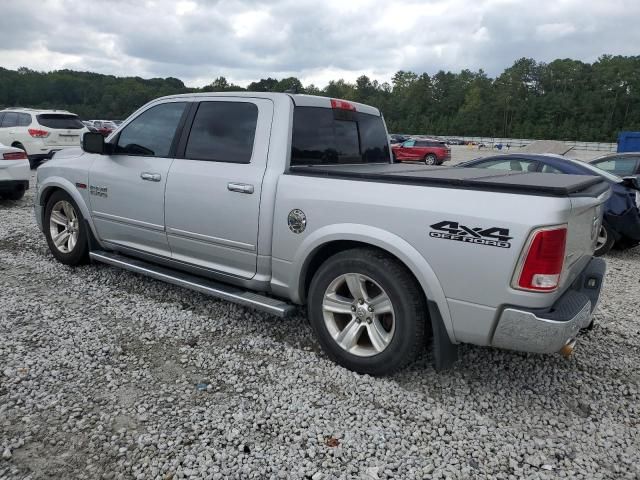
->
[37,114,85,130]
[291,106,389,166]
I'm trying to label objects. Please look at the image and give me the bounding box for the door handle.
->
[227,182,254,194]
[140,172,161,182]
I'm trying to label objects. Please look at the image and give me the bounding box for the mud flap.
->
[84,219,101,257]
[428,300,458,371]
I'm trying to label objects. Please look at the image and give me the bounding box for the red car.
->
[392,138,451,165]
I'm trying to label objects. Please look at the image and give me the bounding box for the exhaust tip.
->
[560,339,577,358]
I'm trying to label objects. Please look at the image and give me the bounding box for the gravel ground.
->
[1,174,639,480]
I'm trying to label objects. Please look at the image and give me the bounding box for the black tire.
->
[307,248,427,375]
[424,154,437,165]
[44,190,89,266]
[612,237,639,251]
[6,189,25,201]
[594,224,615,256]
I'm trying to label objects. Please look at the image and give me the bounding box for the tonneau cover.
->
[287,163,609,197]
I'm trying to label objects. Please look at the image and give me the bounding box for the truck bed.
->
[287,163,609,197]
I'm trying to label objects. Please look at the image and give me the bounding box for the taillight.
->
[3,151,28,160]
[330,99,356,111]
[28,128,49,138]
[515,226,567,292]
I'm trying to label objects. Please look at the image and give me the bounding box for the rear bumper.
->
[491,257,606,354]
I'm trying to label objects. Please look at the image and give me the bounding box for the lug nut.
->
[368,306,373,312]
[366,318,372,324]
[358,299,364,305]
[351,306,356,312]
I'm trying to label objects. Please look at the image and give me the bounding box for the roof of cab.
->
[156,91,381,116]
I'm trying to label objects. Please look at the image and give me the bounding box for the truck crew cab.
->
[35,93,608,374]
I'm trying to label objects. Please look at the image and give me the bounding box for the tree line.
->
[1,55,639,142]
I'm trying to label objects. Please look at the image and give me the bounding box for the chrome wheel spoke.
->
[367,318,392,352]
[323,293,353,314]
[53,230,70,248]
[369,293,392,314]
[68,232,77,251]
[335,318,364,351]
[50,211,67,226]
[345,273,368,301]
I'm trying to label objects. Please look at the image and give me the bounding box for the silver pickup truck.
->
[35,92,609,375]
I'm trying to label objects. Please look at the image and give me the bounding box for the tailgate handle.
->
[140,172,161,182]
[227,182,254,194]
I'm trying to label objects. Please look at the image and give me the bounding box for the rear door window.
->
[17,113,31,126]
[1,112,18,128]
[592,157,639,176]
[115,102,187,157]
[184,102,258,163]
[36,114,85,129]
[291,106,389,166]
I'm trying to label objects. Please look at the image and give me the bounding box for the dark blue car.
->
[458,154,640,256]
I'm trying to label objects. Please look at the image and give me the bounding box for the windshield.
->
[291,106,390,166]
[565,157,623,182]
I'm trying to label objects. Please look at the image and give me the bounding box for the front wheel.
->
[307,248,426,375]
[424,154,437,165]
[44,190,89,265]
[594,224,614,256]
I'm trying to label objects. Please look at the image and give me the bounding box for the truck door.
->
[88,101,188,257]
[164,98,273,279]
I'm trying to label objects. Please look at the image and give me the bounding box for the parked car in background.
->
[82,121,99,133]
[0,142,30,200]
[458,153,640,255]
[446,138,465,145]
[0,108,89,168]
[589,152,640,178]
[389,134,410,145]
[392,138,451,165]
[113,120,123,126]
[91,120,118,137]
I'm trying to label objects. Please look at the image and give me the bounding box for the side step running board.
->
[89,250,296,318]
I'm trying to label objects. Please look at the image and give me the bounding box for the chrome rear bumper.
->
[492,257,606,354]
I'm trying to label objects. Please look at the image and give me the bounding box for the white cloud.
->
[0,0,638,87]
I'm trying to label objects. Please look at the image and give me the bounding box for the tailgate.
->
[44,129,83,146]
[562,189,610,288]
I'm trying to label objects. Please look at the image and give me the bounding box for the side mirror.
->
[82,132,106,154]
[622,176,640,190]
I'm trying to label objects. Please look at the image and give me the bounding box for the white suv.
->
[0,108,89,168]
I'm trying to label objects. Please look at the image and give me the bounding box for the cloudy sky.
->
[1,0,639,88]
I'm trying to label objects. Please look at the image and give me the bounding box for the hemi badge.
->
[76,182,87,189]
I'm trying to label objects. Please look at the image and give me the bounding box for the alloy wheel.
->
[49,200,80,254]
[322,273,395,357]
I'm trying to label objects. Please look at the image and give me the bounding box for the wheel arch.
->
[38,178,100,244]
[291,225,456,343]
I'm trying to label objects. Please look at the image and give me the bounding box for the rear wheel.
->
[424,154,437,165]
[307,248,426,375]
[594,224,614,256]
[44,190,89,266]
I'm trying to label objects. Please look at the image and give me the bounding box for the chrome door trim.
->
[166,226,256,251]
[93,211,165,232]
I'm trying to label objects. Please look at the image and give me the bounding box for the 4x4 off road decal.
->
[429,221,513,249]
